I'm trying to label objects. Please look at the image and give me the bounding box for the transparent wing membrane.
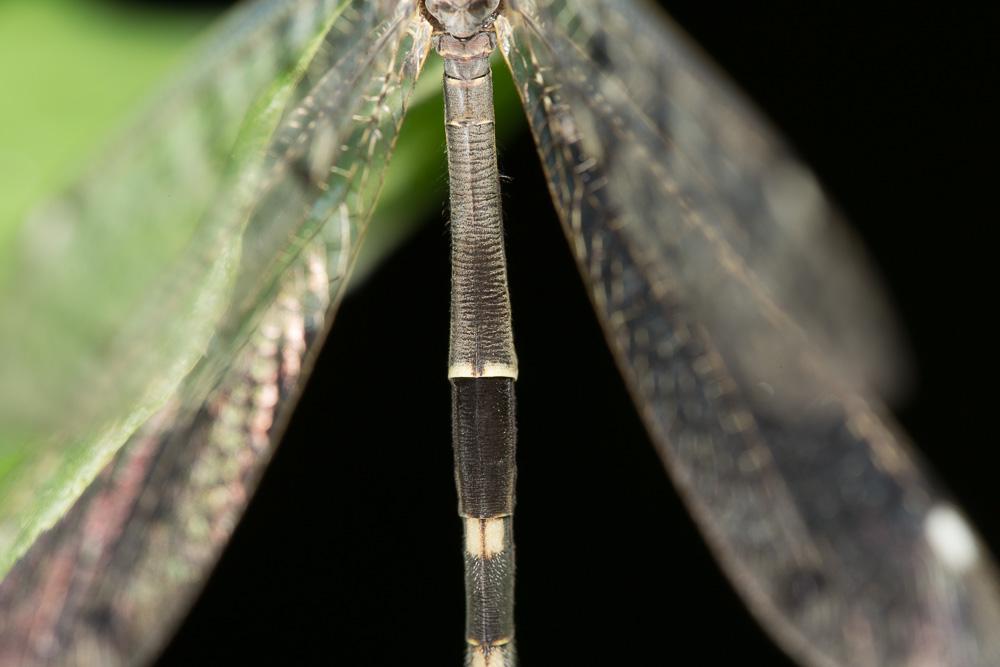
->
[0,1,431,663]
[499,1,1000,665]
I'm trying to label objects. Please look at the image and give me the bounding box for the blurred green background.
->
[0,1,218,246]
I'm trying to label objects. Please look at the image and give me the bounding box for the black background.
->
[119,1,1000,664]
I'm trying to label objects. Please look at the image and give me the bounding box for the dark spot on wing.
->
[587,30,611,70]
[289,153,315,189]
[779,566,828,612]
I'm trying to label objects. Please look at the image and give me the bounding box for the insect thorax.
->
[423,0,501,39]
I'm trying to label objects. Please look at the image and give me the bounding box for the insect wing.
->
[498,1,1000,665]
[0,0,394,570]
[0,1,431,664]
